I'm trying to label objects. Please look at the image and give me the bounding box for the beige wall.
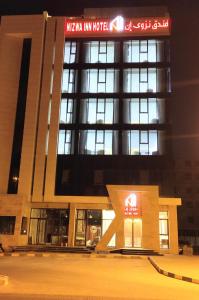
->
[44,18,65,202]
[0,195,30,249]
[0,34,23,193]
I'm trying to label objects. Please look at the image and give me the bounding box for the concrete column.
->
[32,18,56,202]
[68,203,76,247]
[44,18,65,201]
[168,206,179,254]
[116,219,124,248]
[17,16,46,196]
[142,192,159,251]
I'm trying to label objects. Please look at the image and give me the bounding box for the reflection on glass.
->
[80,98,118,124]
[60,99,74,124]
[57,130,74,155]
[82,69,119,93]
[124,40,164,63]
[79,130,118,155]
[62,69,77,93]
[124,68,157,93]
[123,130,158,155]
[84,41,117,63]
[64,41,77,63]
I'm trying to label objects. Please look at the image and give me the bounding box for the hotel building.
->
[0,6,181,253]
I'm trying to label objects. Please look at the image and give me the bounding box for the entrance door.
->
[124,218,142,248]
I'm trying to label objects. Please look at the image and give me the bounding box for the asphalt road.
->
[0,255,199,299]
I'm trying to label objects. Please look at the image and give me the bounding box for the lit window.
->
[80,98,118,124]
[124,68,157,93]
[159,211,169,249]
[59,98,74,123]
[57,130,74,154]
[79,130,118,155]
[84,41,118,63]
[123,98,164,124]
[62,69,77,93]
[64,41,77,63]
[124,40,164,63]
[123,130,159,155]
[82,69,119,93]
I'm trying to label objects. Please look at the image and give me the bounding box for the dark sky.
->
[1,0,199,159]
[0,0,197,16]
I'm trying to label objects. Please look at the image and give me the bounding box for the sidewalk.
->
[150,254,199,284]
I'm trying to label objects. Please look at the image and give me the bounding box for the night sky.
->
[1,0,199,159]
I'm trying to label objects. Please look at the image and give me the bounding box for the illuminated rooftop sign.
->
[124,193,141,217]
[64,16,170,36]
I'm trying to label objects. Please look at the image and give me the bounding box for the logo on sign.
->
[110,16,124,32]
[124,193,140,217]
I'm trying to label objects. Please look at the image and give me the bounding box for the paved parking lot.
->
[0,255,199,299]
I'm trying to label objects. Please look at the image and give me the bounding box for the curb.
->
[0,252,144,259]
[148,256,199,285]
[0,275,8,286]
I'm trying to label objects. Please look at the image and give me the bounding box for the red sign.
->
[124,194,141,217]
[64,16,170,37]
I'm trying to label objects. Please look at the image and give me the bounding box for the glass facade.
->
[75,209,116,247]
[57,38,169,156]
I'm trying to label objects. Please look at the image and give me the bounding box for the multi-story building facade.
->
[0,6,181,253]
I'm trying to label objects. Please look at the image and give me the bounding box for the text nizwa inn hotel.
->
[0,5,181,254]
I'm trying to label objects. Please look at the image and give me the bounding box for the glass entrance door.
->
[124,218,142,248]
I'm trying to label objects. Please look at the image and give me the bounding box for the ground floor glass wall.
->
[29,209,69,245]
[75,209,116,247]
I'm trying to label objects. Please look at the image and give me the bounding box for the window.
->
[123,98,164,124]
[57,130,74,154]
[124,40,164,63]
[123,130,158,155]
[59,98,75,124]
[0,216,16,235]
[75,209,102,246]
[21,217,28,235]
[124,68,157,93]
[64,41,77,63]
[102,210,116,247]
[62,69,77,93]
[80,98,118,124]
[82,69,119,93]
[79,130,118,155]
[159,211,169,249]
[84,41,118,63]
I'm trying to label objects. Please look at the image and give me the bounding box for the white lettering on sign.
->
[64,16,170,36]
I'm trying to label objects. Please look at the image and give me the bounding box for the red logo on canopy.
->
[124,194,141,217]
